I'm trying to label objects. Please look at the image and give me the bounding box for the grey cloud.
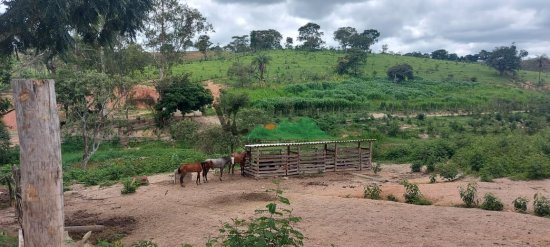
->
[211,0,284,5]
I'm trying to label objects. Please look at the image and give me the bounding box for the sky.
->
[185,0,550,56]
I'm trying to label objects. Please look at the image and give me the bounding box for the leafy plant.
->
[438,164,459,181]
[410,162,422,172]
[429,173,437,184]
[402,180,431,205]
[121,177,139,194]
[459,182,478,208]
[512,197,528,213]
[131,240,158,247]
[533,193,550,217]
[206,180,304,246]
[480,193,504,211]
[364,184,381,200]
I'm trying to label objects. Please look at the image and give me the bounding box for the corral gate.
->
[243,139,375,178]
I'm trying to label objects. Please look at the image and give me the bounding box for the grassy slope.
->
[172,50,550,85]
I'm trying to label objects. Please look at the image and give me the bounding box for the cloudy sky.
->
[186,0,550,56]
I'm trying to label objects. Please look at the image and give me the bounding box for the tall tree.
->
[431,49,449,60]
[336,48,367,75]
[349,29,380,52]
[195,35,212,60]
[285,37,294,49]
[144,0,213,78]
[297,22,325,51]
[228,35,250,53]
[250,29,282,51]
[486,44,528,76]
[333,27,357,51]
[213,92,249,152]
[0,0,153,72]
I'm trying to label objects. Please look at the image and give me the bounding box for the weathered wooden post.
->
[12,79,64,246]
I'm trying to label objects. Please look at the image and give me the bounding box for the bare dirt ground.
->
[2,164,549,247]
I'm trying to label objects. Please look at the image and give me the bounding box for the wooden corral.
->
[244,139,375,178]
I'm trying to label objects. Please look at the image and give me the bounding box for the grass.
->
[170,50,550,86]
[62,140,206,186]
[245,117,330,141]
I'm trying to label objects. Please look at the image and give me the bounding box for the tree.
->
[285,37,294,49]
[477,50,491,61]
[336,49,367,75]
[227,62,255,87]
[228,35,250,53]
[250,29,282,51]
[55,67,126,167]
[252,54,272,82]
[349,29,380,52]
[381,44,389,54]
[154,74,213,127]
[213,92,249,152]
[195,35,212,60]
[144,0,213,78]
[333,27,357,51]
[486,44,528,76]
[297,22,325,51]
[0,0,153,72]
[387,63,414,82]
[431,49,449,60]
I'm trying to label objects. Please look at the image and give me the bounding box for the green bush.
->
[387,63,414,82]
[207,181,304,246]
[438,164,459,181]
[372,163,382,174]
[512,197,528,213]
[364,184,381,200]
[131,240,158,247]
[459,182,478,208]
[121,178,139,194]
[169,119,199,145]
[480,193,504,211]
[402,180,431,205]
[410,162,422,172]
[533,193,550,217]
[429,173,437,183]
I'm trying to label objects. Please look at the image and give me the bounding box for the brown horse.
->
[201,160,215,183]
[230,152,247,176]
[176,161,210,187]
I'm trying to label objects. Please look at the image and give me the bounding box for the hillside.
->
[172,50,550,85]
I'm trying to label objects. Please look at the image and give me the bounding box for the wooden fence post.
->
[12,79,64,246]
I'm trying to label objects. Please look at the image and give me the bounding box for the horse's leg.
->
[204,168,208,183]
[219,167,223,181]
[180,172,185,187]
[196,171,200,185]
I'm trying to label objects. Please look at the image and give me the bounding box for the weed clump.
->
[402,180,431,205]
[480,193,504,211]
[121,178,139,194]
[459,182,478,208]
[533,193,550,217]
[512,197,528,213]
[386,194,398,202]
[364,184,381,200]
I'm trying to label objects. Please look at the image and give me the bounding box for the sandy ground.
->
[2,164,549,247]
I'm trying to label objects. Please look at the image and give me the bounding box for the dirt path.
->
[205,80,222,104]
[2,165,548,246]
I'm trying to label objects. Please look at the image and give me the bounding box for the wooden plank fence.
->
[243,139,375,178]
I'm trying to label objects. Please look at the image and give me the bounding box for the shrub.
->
[533,193,550,217]
[411,162,422,172]
[387,63,414,82]
[386,194,398,202]
[207,181,304,246]
[438,164,459,181]
[372,163,382,175]
[459,182,478,208]
[426,163,436,173]
[121,178,139,194]
[131,241,158,247]
[402,180,431,205]
[168,119,199,145]
[364,184,381,200]
[480,193,504,211]
[512,197,528,213]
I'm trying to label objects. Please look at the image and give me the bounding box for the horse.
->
[176,161,210,187]
[205,156,232,181]
[230,152,247,176]
[200,160,215,183]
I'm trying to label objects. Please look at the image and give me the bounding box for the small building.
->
[243,139,375,178]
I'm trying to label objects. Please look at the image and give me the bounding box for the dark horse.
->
[176,161,213,187]
[230,152,247,176]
